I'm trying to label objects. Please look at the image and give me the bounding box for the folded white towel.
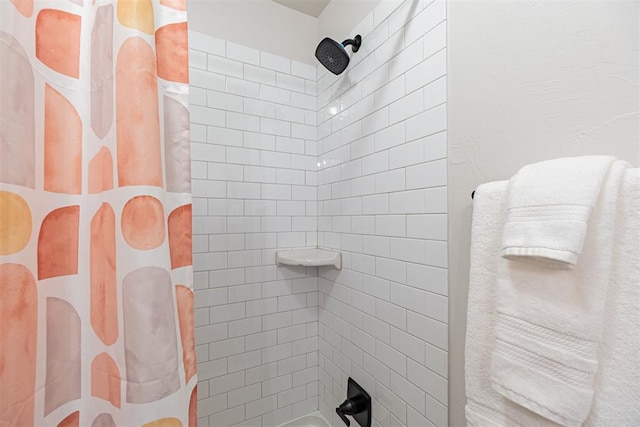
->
[585,168,640,426]
[502,155,616,269]
[465,181,558,427]
[491,160,629,426]
[465,170,639,426]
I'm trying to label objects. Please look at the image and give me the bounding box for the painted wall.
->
[316,0,449,426]
[188,0,386,65]
[446,1,640,425]
[188,0,319,64]
[317,0,384,43]
[188,31,322,426]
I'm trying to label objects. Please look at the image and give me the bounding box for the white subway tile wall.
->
[190,0,447,425]
[316,1,448,427]
[189,30,320,427]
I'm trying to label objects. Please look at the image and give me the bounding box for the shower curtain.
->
[0,0,195,426]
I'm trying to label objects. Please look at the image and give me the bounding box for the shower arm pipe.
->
[341,35,362,52]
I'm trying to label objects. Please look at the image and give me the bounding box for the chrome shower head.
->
[315,35,362,75]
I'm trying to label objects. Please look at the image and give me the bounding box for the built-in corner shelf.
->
[276,248,342,269]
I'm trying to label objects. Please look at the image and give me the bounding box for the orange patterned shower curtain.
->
[0,0,196,426]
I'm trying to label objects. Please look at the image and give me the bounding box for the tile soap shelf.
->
[276,248,342,269]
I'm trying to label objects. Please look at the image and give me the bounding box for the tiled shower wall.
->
[316,1,448,426]
[190,0,448,425]
[188,32,322,427]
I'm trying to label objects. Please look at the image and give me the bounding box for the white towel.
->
[585,168,640,426]
[491,160,628,426]
[465,169,639,427]
[502,156,616,269]
[465,180,558,427]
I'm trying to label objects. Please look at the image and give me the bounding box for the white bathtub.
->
[277,411,331,427]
